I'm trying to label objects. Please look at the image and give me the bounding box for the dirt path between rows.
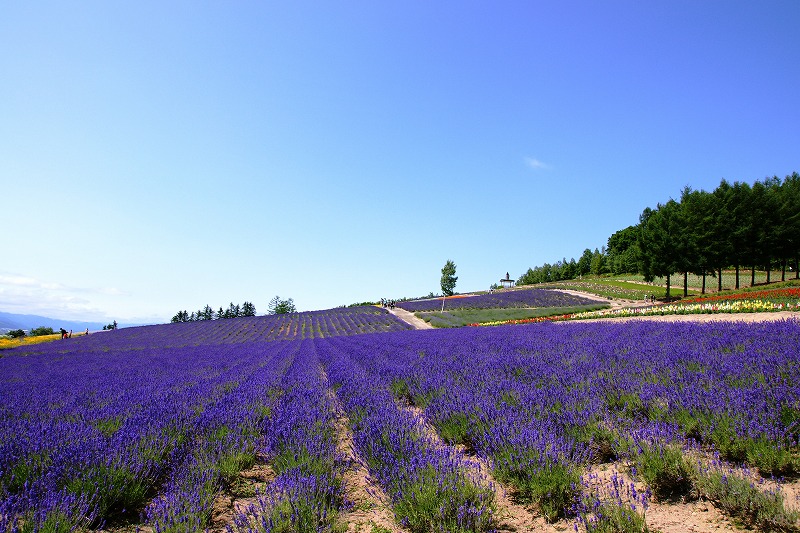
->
[208,460,275,532]
[405,401,800,533]
[404,405,755,533]
[321,366,406,533]
[386,306,433,330]
[331,401,404,532]
[584,463,740,533]
[402,404,571,532]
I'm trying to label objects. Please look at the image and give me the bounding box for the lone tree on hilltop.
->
[268,296,296,315]
[441,260,458,297]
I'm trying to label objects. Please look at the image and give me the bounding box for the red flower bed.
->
[684,287,800,304]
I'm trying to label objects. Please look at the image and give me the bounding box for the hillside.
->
[1,300,798,533]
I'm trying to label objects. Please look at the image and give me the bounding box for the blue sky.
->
[2,1,798,323]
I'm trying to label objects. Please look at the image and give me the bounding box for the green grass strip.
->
[418,304,608,328]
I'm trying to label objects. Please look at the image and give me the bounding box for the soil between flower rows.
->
[200,384,798,533]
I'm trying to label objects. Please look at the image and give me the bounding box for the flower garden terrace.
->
[396,287,601,312]
[469,285,800,326]
[1,306,799,532]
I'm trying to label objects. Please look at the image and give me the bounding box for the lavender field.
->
[396,288,599,312]
[1,306,799,532]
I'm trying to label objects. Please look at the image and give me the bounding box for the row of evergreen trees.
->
[519,172,800,298]
[171,302,256,323]
[517,248,607,286]
[170,296,297,323]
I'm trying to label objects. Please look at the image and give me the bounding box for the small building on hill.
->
[500,272,515,289]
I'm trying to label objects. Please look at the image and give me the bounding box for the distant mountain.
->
[0,315,22,331]
[0,311,107,334]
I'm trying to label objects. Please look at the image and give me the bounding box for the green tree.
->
[516,267,537,285]
[680,187,718,294]
[225,302,241,318]
[590,248,607,276]
[607,225,641,275]
[777,173,800,279]
[29,326,55,336]
[567,258,578,279]
[268,296,296,314]
[728,181,756,287]
[750,178,781,284]
[638,201,682,299]
[671,191,696,297]
[241,301,256,316]
[7,329,25,338]
[560,257,575,280]
[711,180,738,290]
[199,305,215,320]
[541,262,553,282]
[577,248,593,276]
[440,260,458,296]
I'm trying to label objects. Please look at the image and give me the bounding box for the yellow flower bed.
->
[0,333,62,350]
[471,299,800,327]
[571,299,800,320]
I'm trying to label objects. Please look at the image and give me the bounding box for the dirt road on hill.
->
[386,306,433,330]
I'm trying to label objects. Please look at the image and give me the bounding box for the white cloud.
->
[524,157,551,170]
[0,272,119,321]
[0,275,42,287]
[97,287,127,296]
[0,275,68,291]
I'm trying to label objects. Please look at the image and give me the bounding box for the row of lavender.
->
[315,339,496,531]
[396,288,600,312]
[326,319,800,521]
[13,306,411,356]
[0,334,301,530]
[117,306,411,347]
[228,341,346,533]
